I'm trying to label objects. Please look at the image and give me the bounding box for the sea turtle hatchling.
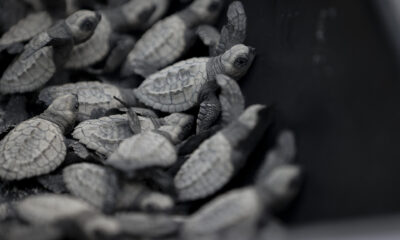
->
[181,132,302,240]
[174,104,271,201]
[63,163,119,211]
[39,81,137,122]
[121,0,224,77]
[0,10,101,94]
[64,0,170,73]
[131,44,256,133]
[0,94,78,181]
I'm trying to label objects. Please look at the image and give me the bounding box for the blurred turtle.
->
[121,0,224,78]
[129,44,255,134]
[174,105,272,201]
[0,10,101,94]
[0,95,78,180]
[64,0,170,73]
[181,130,302,240]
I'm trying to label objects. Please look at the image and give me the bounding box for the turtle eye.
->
[234,57,249,68]
[208,1,220,12]
[80,19,95,32]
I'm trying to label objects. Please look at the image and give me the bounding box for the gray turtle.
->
[0,94,78,180]
[72,114,159,157]
[63,163,119,211]
[39,81,136,122]
[0,10,101,94]
[15,194,96,225]
[181,139,301,240]
[64,0,170,73]
[174,104,271,201]
[116,181,174,211]
[121,0,224,77]
[131,44,255,133]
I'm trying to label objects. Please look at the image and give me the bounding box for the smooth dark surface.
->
[237,0,400,224]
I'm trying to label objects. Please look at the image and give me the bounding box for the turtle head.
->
[43,94,79,132]
[189,0,223,23]
[257,165,302,210]
[221,44,256,80]
[65,10,101,44]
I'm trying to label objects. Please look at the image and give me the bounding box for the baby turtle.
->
[72,114,158,157]
[0,10,101,94]
[121,0,224,77]
[39,81,136,122]
[182,164,302,240]
[131,44,255,133]
[64,0,170,72]
[0,94,78,180]
[174,104,271,201]
[63,163,119,211]
[116,181,174,211]
[15,194,95,225]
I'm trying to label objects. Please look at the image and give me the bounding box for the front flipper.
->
[196,25,220,55]
[216,74,245,125]
[214,1,247,56]
[114,96,142,134]
[88,35,135,74]
[196,82,221,134]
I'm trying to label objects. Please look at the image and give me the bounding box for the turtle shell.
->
[63,163,119,210]
[0,118,66,180]
[125,15,190,76]
[174,132,234,201]
[0,11,52,47]
[39,81,125,122]
[134,57,209,113]
[107,131,177,171]
[15,194,95,225]
[182,187,261,238]
[64,15,112,69]
[72,114,157,156]
[0,33,55,94]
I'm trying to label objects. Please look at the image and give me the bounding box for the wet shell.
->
[174,132,233,201]
[134,57,209,113]
[15,194,95,224]
[64,15,112,69]
[72,114,157,156]
[39,81,124,121]
[107,131,177,171]
[116,182,174,211]
[182,187,261,239]
[0,118,66,180]
[0,11,52,47]
[0,33,55,94]
[63,163,119,210]
[124,15,188,76]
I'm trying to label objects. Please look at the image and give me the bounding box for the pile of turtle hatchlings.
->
[0,0,302,239]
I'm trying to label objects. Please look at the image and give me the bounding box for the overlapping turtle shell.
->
[174,132,233,201]
[134,57,209,113]
[72,114,157,156]
[0,32,55,94]
[0,11,52,48]
[15,194,95,225]
[107,131,177,171]
[0,118,66,180]
[39,81,125,121]
[123,15,189,76]
[64,15,112,69]
[182,187,261,239]
[63,163,119,210]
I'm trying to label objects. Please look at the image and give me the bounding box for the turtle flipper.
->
[216,74,245,125]
[214,1,247,56]
[114,96,142,134]
[196,25,220,55]
[196,91,221,134]
[4,43,24,55]
[104,35,136,74]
